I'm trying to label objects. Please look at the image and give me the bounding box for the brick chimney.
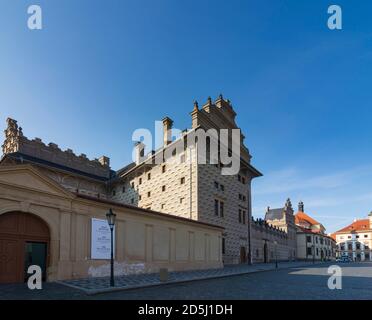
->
[162,117,173,146]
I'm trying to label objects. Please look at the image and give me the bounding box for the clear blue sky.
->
[1,0,371,233]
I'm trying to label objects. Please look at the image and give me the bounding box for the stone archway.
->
[0,212,50,283]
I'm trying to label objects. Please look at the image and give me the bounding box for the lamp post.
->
[274,241,278,269]
[106,208,116,287]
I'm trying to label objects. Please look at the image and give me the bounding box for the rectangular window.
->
[238,209,242,223]
[147,191,151,198]
[242,177,246,184]
[220,185,224,191]
[214,181,219,189]
[122,186,126,193]
[307,247,312,255]
[162,185,166,192]
[220,201,224,217]
[147,173,151,180]
[112,189,116,196]
[239,194,242,200]
[242,195,246,202]
[139,195,142,200]
[306,236,311,243]
[131,198,134,204]
[365,235,368,238]
[131,182,135,188]
[243,211,246,224]
[180,197,184,204]
[238,175,241,182]
[162,165,166,173]
[214,199,219,216]
[139,178,142,185]
[181,177,185,184]
[161,204,165,209]
[222,238,226,254]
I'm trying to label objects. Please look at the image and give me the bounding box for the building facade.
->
[0,95,263,282]
[110,96,262,264]
[331,214,372,261]
[295,202,335,261]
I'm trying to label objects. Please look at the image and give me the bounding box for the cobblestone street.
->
[1,262,372,300]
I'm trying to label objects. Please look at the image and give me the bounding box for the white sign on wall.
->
[91,218,115,260]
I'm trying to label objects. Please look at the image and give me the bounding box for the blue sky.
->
[1,0,371,233]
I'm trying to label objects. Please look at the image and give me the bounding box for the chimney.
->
[298,201,304,212]
[134,141,145,165]
[98,156,110,167]
[162,117,173,146]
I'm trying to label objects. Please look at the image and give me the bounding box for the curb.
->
[57,262,328,296]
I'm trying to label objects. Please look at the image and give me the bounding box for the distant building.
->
[294,202,335,261]
[251,199,297,263]
[331,213,372,261]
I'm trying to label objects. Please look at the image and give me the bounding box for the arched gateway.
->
[0,212,50,283]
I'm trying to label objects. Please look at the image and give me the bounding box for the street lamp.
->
[274,241,278,269]
[106,208,116,287]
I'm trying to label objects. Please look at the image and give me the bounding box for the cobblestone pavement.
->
[1,262,372,299]
[58,261,317,294]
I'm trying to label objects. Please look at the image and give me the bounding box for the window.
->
[180,197,184,204]
[315,237,318,244]
[112,189,116,196]
[239,194,242,200]
[242,177,246,184]
[238,209,242,223]
[147,173,151,180]
[162,165,166,173]
[238,175,241,182]
[256,249,259,257]
[320,238,323,245]
[242,195,246,202]
[214,181,219,189]
[348,243,352,250]
[220,201,224,217]
[162,185,166,192]
[139,195,142,200]
[356,243,361,250]
[147,191,151,198]
[139,178,142,185]
[131,182,135,188]
[214,200,219,216]
[365,235,368,238]
[306,236,312,243]
[316,248,319,255]
[122,186,126,193]
[220,185,225,191]
[307,247,312,255]
[161,204,165,209]
[131,198,134,204]
[181,177,185,184]
[222,238,226,254]
[348,236,351,239]
[356,235,360,239]
[242,211,246,224]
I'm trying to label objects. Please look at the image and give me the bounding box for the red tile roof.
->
[295,212,320,226]
[334,219,371,234]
